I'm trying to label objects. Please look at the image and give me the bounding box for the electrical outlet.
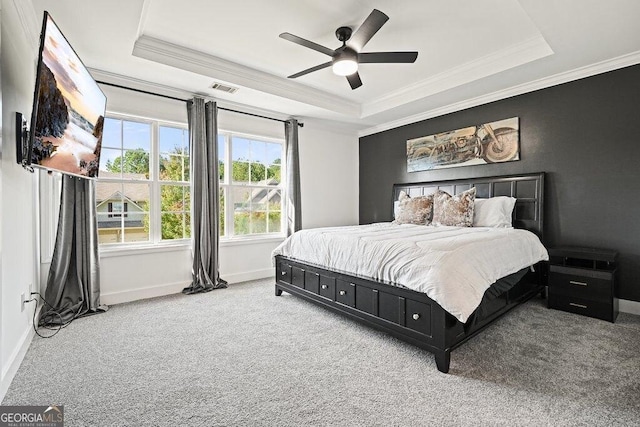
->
[21,293,27,312]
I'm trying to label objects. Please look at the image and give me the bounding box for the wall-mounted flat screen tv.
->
[28,11,107,179]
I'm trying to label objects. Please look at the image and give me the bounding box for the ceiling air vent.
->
[210,82,239,94]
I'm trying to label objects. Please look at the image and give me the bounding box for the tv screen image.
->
[29,12,106,178]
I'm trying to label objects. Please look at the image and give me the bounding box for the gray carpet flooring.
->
[2,279,639,426]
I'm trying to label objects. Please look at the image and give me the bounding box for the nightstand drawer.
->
[548,289,615,322]
[548,269,613,302]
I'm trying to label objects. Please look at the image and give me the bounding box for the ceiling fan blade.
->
[279,32,335,57]
[346,72,362,90]
[288,61,332,78]
[348,9,389,51]
[358,52,418,63]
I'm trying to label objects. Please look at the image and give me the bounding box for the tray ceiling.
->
[26,0,640,134]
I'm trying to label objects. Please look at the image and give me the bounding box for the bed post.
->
[435,350,450,373]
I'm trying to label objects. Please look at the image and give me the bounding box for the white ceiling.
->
[26,0,640,135]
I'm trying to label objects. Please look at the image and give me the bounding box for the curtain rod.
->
[96,80,303,127]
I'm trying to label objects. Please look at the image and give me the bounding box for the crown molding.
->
[91,68,369,134]
[358,49,640,137]
[362,34,553,118]
[132,35,360,117]
[90,67,301,122]
[90,67,200,101]
[136,0,153,39]
[12,0,39,51]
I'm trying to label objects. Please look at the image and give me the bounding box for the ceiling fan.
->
[279,9,418,90]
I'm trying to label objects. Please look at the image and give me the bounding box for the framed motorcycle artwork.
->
[406,117,519,172]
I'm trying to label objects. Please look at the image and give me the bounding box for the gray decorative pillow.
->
[432,187,476,227]
[395,191,434,225]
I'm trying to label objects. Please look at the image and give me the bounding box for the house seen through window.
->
[96,116,285,246]
[97,119,151,244]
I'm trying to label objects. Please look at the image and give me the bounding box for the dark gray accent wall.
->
[359,64,640,302]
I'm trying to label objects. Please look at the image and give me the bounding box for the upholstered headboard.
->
[392,172,545,240]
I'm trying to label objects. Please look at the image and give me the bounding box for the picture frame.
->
[407,117,519,172]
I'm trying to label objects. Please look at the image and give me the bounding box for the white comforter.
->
[272,223,548,323]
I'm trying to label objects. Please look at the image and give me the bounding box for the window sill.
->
[220,234,286,247]
[99,241,190,258]
[98,235,286,257]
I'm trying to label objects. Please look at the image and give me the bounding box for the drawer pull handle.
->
[569,280,588,286]
[412,313,420,320]
[569,302,587,309]
[339,290,346,296]
[315,273,320,277]
[281,271,286,276]
[321,284,328,290]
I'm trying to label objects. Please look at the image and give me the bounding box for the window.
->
[158,126,191,241]
[218,132,284,238]
[96,114,283,246]
[96,116,190,245]
[108,201,128,218]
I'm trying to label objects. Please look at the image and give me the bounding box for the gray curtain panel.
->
[183,98,227,294]
[285,119,301,236]
[41,175,107,325]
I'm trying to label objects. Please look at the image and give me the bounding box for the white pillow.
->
[473,197,516,228]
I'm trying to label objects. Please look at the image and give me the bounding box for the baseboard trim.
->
[619,299,640,316]
[223,268,273,284]
[0,307,39,403]
[100,269,274,305]
[101,282,188,305]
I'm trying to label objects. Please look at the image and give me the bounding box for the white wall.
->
[0,0,360,397]
[71,86,359,305]
[0,0,39,400]
[0,0,352,402]
[298,120,359,229]
[99,247,192,304]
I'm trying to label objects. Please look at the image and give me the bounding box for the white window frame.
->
[156,122,191,243]
[218,129,286,241]
[97,113,286,252]
[98,113,190,250]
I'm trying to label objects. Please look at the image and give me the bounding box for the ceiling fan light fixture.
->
[332,58,358,76]
[332,47,358,76]
[281,9,417,89]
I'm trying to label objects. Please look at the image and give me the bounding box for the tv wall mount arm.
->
[15,112,34,172]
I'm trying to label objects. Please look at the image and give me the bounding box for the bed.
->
[273,173,547,373]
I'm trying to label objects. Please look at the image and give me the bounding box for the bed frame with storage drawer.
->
[275,173,546,373]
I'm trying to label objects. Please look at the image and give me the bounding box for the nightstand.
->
[547,247,618,322]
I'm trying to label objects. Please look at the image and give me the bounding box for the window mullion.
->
[151,121,161,244]
[280,143,286,235]
[225,133,234,238]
